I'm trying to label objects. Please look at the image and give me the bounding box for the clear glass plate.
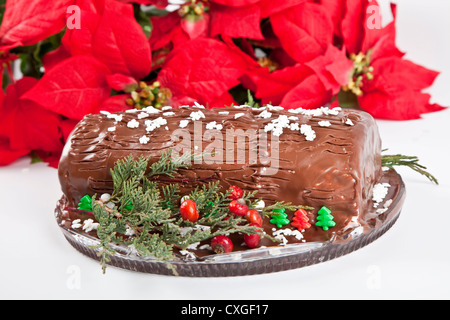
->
[54,171,405,277]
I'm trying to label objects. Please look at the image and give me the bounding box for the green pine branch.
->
[87,150,280,275]
[381,151,438,185]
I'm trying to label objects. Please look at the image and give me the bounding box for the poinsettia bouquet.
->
[0,0,445,168]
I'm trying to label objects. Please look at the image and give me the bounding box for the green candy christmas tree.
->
[315,206,336,231]
[269,208,290,228]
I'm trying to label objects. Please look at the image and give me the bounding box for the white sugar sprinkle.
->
[107,126,116,132]
[139,136,150,144]
[190,110,205,121]
[179,120,189,128]
[234,112,245,119]
[82,219,99,232]
[272,228,303,246]
[107,114,123,122]
[138,112,150,119]
[345,118,354,126]
[218,111,229,115]
[141,106,161,114]
[145,117,167,132]
[194,102,205,109]
[257,110,272,119]
[205,121,223,130]
[372,183,391,207]
[163,112,175,116]
[318,120,331,127]
[71,219,82,229]
[300,124,316,141]
[127,119,139,129]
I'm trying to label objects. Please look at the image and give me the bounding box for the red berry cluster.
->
[208,185,265,254]
[227,185,264,250]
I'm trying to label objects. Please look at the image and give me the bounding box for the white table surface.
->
[1,0,449,300]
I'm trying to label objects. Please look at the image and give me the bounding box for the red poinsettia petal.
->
[158,38,247,106]
[319,0,346,35]
[34,149,62,168]
[93,94,133,114]
[0,136,30,166]
[259,0,307,18]
[209,91,236,108]
[368,56,440,95]
[42,45,72,72]
[59,118,79,142]
[0,0,73,50]
[246,63,312,105]
[271,2,333,63]
[210,0,260,7]
[149,11,183,51]
[180,14,210,40]
[358,89,444,120]
[117,0,168,7]
[209,3,264,40]
[91,4,152,79]
[106,74,138,92]
[341,0,369,55]
[21,56,111,120]
[281,74,333,109]
[62,9,101,56]
[305,44,353,95]
[0,77,63,152]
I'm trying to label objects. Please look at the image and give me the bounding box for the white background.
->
[1,0,449,300]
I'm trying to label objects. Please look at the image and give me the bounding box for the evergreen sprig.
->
[381,151,438,185]
[262,202,314,218]
[88,150,274,274]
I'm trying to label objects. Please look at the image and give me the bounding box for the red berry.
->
[245,209,263,227]
[227,185,243,200]
[180,199,199,222]
[229,200,248,216]
[211,235,233,254]
[244,223,261,248]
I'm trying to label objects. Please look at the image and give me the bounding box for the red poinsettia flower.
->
[0,77,64,167]
[337,1,445,119]
[62,0,152,79]
[157,38,248,108]
[222,1,353,109]
[22,0,147,122]
[0,0,73,51]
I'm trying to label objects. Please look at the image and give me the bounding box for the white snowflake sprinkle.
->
[179,119,189,128]
[318,120,331,127]
[205,121,223,130]
[257,110,272,119]
[372,183,391,207]
[190,110,206,121]
[71,219,82,229]
[127,119,139,129]
[139,136,150,144]
[137,112,150,119]
[300,124,316,141]
[234,112,245,119]
[82,219,99,232]
[145,117,167,132]
[345,118,354,126]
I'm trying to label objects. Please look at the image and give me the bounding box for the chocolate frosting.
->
[58,105,382,242]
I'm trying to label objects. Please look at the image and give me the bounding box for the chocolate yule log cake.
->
[55,103,409,276]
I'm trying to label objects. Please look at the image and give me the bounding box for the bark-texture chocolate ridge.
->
[58,105,382,242]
